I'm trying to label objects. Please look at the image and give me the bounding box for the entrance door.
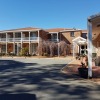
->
[15,44,17,55]
[31,43,37,54]
[15,43,21,55]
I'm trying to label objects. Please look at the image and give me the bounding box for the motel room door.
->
[31,43,37,54]
[15,43,21,55]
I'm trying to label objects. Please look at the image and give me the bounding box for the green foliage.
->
[92,53,97,58]
[19,47,29,56]
[43,53,48,56]
[0,53,6,56]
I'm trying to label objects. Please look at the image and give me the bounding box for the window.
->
[70,32,74,37]
[1,34,6,38]
[15,33,21,38]
[1,45,6,53]
[81,33,87,39]
[52,34,57,39]
[30,32,37,37]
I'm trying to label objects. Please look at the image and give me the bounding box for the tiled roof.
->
[0,27,41,33]
[45,28,72,33]
[81,30,88,33]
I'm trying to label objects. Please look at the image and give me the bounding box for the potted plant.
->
[78,55,88,78]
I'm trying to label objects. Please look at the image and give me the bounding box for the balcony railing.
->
[0,38,6,41]
[0,37,39,42]
[48,39,59,42]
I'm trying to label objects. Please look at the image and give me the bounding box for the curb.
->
[61,58,76,73]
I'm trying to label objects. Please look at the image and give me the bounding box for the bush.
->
[19,47,29,56]
[38,40,71,57]
[0,53,6,56]
[92,53,97,58]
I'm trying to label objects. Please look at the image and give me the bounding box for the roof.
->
[88,13,100,21]
[0,27,42,33]
[88,13,100,41]
[81,30,88,33]
[60,29,82,33]
[45,28,73,33]
[72,36,87,45]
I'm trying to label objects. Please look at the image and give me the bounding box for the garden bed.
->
[62,64,100,79]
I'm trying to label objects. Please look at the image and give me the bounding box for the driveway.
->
[0,58,100,100]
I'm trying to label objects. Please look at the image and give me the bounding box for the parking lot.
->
[0,58,100,100]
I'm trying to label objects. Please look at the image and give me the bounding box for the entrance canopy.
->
[72,36,87,45]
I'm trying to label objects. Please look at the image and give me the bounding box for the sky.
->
[0,0,100,30]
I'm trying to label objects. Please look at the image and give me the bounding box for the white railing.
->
[0,38,6,41]
[22,37,29,41]
[30,37,38,40]
[0,37,39,42]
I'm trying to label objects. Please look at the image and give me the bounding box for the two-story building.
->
[46,28,87,56]
[0,27,87,56]
[0,27,47,55]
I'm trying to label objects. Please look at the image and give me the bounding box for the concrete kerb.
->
[0,56,73,59]
[61,58,76,74]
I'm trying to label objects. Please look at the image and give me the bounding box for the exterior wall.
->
[60,31,82,54]
[7,43,13,53]
[0,28,88,56]
[61,31,81,44]
[92,23,100,65]
[47,34,51,40]
[92,22,100,54]
[39,30,47,41]
[22,43,29,48]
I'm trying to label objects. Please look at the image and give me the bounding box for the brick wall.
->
[61,31,82,44]
[39,30,47,41]
[8,43,13,53]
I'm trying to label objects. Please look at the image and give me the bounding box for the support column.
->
[88,20,92,78]
[80,45,81,55]
[6,33,8,54]
[29,32,31,54]
[17,43,19,56]
[21,32,23,53]
[60,32,61,41]
[38,30,39,55]
[78,45,79,54]
[13,32,15,54]
[13,43,15,54]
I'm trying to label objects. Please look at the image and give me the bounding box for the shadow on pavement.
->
[0,59,100,100]
[0,93,37,100]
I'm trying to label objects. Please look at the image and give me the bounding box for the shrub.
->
[19,47,29,56]
[37,40,71,57]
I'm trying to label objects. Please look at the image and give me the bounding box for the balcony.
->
[48,39,59,42]
[0,38,6,41]
[0,37,39,42]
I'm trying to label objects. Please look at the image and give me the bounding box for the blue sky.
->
[0,0,100,30]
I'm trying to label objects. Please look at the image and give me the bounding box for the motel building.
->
[0,27,88,56]
[0,27,48,55]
